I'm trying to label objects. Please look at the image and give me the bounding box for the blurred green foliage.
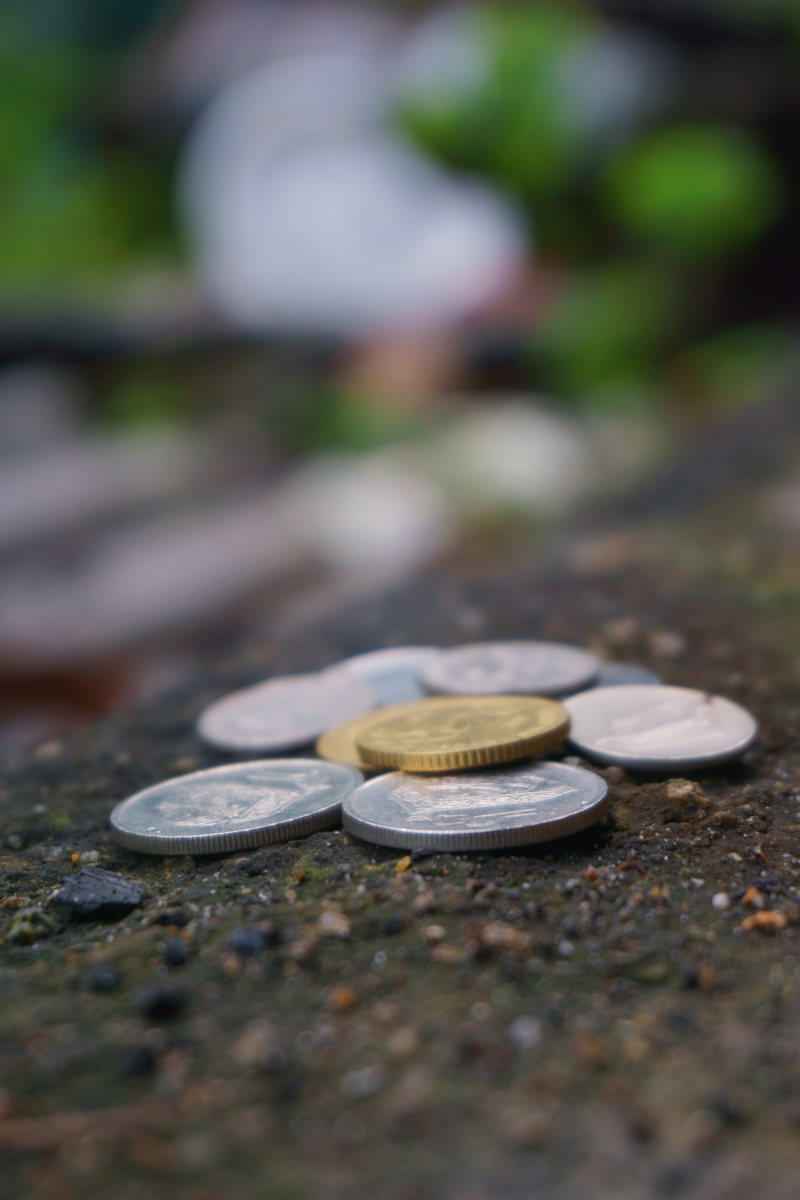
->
[603,125,783,261]
[398,1,790,408]
[0,13,175,289]
[399,3,595,205]
[533,263,678,400]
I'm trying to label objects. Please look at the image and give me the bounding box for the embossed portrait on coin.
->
[389,774,578,828]
[595,697,723,752]
[149,766,334,829]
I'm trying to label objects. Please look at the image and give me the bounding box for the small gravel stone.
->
[318,910,351,938]
[508,1016,543,1052]
[56,868,143,921]
[163,937,189,967]
[151,909,190,927]
[741,911,787,934]
[87,963,120,991]
[340,1064,386,1099]
[232,1019,285,1071]
[135,984,186,1020]
[224,925,279,957]
[119,1046,156,1079]
[326,986,359,1014]
[711,893,730,911]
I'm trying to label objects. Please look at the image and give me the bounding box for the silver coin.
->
[565,684,757,770]
[576,662,663,692]
[342,760,609,851]
[421,640,599,698]
[327,645,441,705]
[196,671,377,754]
[110,759,363,855]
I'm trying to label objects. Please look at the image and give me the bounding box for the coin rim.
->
[109,759,363,855]
[565,684,758,770]
[355,695,570,773]
[342,762,610,851]
[420,640,599,697]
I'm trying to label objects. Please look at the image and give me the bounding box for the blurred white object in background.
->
[180,54,526,336]
[556,29,675,154]
[392,3,487,107]
[429,400,594,515]
[285,452,455,579]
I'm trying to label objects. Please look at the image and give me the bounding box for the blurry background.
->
[2,0,799,759]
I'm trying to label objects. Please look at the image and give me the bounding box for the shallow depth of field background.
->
[2,0,799,757]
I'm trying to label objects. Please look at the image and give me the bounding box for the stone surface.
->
[54,867,144,921]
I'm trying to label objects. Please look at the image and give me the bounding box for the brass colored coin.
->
[355,695,570,773]
[316,713,386,775]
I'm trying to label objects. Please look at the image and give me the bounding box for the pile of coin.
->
[110,641,758,856]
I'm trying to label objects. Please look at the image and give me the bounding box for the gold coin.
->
[355,695,570,773]
[316,713,386,775]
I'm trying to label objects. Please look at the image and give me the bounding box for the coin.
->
[565,684,757,770]
[590,662,663,690]
[421,640,598,698]
[316,712,387,775]
[110,759,363,855]
[355,695,570,773]
[326,645,441,705]
[342,760,609,851]
[196,671,377,754]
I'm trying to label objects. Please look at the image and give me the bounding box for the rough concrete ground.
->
[1,508,800,1200]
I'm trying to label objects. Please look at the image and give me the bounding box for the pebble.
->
[119,1046,156,1079]
[87,963,120,991]
[340,1064,386,1099]
[55,867,143,921]
[326,986,359,1014]
[666,779,708,805]
[232,1019,285,1071]
[741,911,787,934]
[224,926,278,957]
[711,893,730,911]
[317,910,351,939]
[381,915,405,936]
[385,1027,421,1062]
[743,886,766,909]
[163,937,189,968]
[648,630,687,659]
[151,909,190,928]
[135,985,186,1020]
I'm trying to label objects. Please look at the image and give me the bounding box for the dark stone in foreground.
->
[134,984,186,1020]
[55,867,144,920]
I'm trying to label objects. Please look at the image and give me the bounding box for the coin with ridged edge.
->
[110,759,363,855]
[421,640,598,697]
[343,760,609,851]
[196,671,377,754]
[316,713,387,775]
[565,684,757,770]
[355,695,570,773]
